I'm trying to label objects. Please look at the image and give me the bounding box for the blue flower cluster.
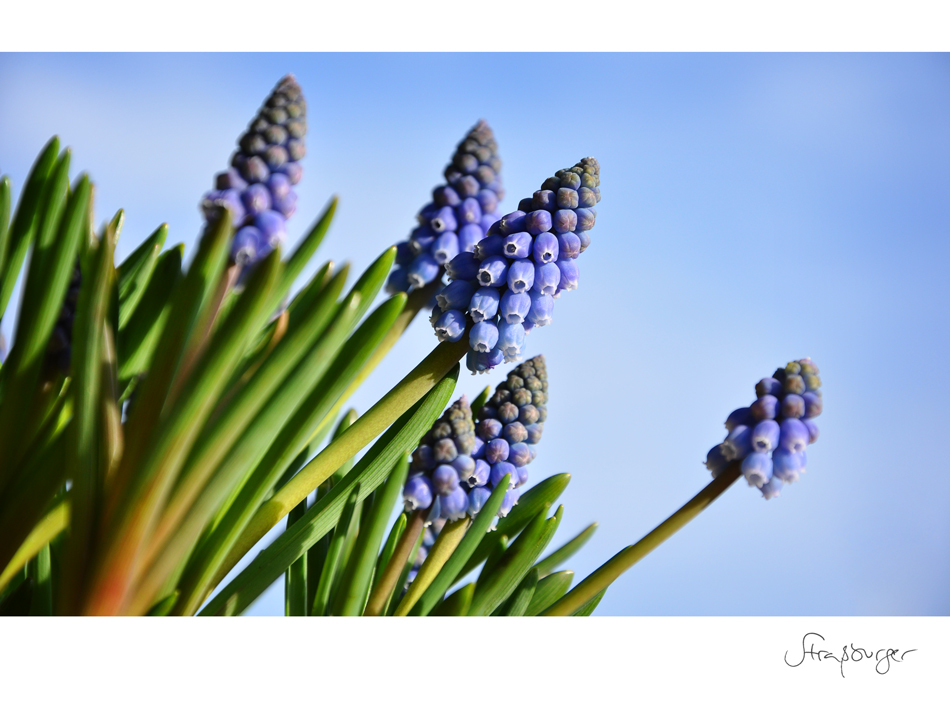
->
[44,260,81,373]
[470,355,549,517]
[705,358,823,500]
[402,355,548,524]
[199,75,306,274]
[430,157,600,373]
[402,395,479,522]
[387,120,504,296]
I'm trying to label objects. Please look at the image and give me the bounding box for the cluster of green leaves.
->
[0,130,744,617]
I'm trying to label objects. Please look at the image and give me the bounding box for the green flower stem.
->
[219,336,469,593]
[541,463,742,616]
[394,516,469,617]
[0,500,69,595]
[363,508,426,617]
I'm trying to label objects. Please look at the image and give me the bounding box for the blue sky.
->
[1,53,948,615]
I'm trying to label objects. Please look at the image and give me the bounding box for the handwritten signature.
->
[784,632,917,678]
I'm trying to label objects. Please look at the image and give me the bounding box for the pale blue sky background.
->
[1,53,947,615]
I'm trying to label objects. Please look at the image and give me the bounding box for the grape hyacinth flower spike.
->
[199,74,306,279]
[470,355,549,518]
[705,358,823,500]
[387,120,504,296]
[402,395,478,523]
[434,156,601,373]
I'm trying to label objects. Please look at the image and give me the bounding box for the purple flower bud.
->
[760,476,783,500]
[755,377,783,398]
[515,465,529,487]
[524,210,553,235]
[778,418,809,454]
[531,232,559,264]
[751,419,780,452]
[404,475,434,511]
[477,189,498,214]
[525,423,543,444]
[527,291,554,326]
[477,418,502,441]
[409,225,437,254]
[437,280,477,311]
[781,393,806,419]
[457,197,482,225]
[232,227,271,267]
[408,254,441,289]
[469,287,501,323]
[455,175,480,197]
[432,464,460,495]
[500,290,531,324]
[555,258,578,291]
[432,231,460,264]
[803,418,820,444]
[474,234,505,260]
[556,188,579,209]
[277,161,302,185]
[742,452,773,488]
[507,259,536,294]
[457,223,483,253]
[773,448,806,483]
[503,232,533,259]
[497,402,520,425]
[750,395,779,420]
[242,183,272,216]
[433,438,459,464]
[529,190,554,212]
[508,442,531,467]
[722,425,753,461]
[518,405,540,425]
[499,487,520,517]
[216,168,248,191]
[386,268,411,295]
[272,190,297,219]
[469,319,499,353]
[431,206,458,233]
[497,211,526,236]
[440,486,469,521]
[532,262,560,295]
[556,232,581,259]
[486,438,510,464]
[497,321,526,362]
[575,208,595,231]
[502,422,528,444]
[802,392,822,418]
[467,347,505,374]
[434,310,466,343]
[467,486,493,516]
[552,209,577,234]
[452,454,475,479]
[412,444,435,471]
[447,252,479,281]
[725,408,752,431]
[238,155,270,183]
[477,255,509,287]
[433,185,461,207]
[577,187,597,208]
[705,444,730,477]
[202,189,246,227]
[480,214,497,234]
[471,435,486,458]
[490,461,517,489]
[253,211,287,248]
[577,231,591,253]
